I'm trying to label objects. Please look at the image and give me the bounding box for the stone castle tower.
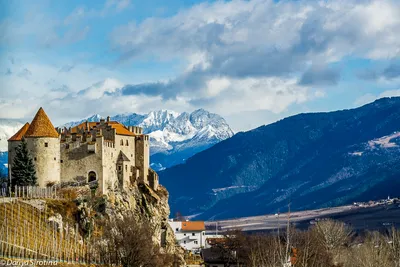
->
[8,108,61,187]
[8,107,158,193]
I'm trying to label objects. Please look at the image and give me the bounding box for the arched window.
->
[88,171,97,182]
[126,140,129,146]
[120,140,123,146]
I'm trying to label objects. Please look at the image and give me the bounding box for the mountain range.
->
[159,97,400,220]
[0,119,24,177]
[0,109,233,176]
[62,109,234,170]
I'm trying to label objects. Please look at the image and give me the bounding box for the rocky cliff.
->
[39,181,185,265]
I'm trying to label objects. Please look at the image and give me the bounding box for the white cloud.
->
[2,0,400,131]
[112,0,400,65]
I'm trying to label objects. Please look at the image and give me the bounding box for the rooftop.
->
[25,108,59,138]
[8,122,30,141]
[71,121,136,137]
[181,221,205,231]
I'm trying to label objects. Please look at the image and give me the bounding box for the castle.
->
[8,107,159,194]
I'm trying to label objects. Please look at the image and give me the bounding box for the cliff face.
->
[41,181,184,265]
[104,183,181,256]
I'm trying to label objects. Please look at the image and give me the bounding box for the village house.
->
[168,220,206,252]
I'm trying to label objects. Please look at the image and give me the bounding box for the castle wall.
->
[8,141,21,180]
[60,137,104,192]
[135,135,150,184]
[25,137,61,187]
[102,141,118,191]
[114,135,137,186]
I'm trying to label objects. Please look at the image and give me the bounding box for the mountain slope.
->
[62,109,234,170]
[158,97,400,220]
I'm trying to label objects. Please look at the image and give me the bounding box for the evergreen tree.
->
[11,139,37,187]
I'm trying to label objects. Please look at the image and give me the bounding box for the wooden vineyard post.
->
[74,223,78,263]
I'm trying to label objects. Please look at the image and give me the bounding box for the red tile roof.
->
[25,108,59,138]
[70,121,135,136]
[181,221,205,231]
[8,123,30,141]
[70,122,98,133]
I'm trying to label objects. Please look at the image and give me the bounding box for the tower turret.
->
[24,108,61,187]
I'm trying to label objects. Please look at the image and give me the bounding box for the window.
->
[34,157,37,161]
[125,165,127,171]
[120,140,123,146]
[194,241,198,244]
[175,228,179,232]
[88,171,97,182]
[126,140,129,146]
[60,160,63,163]
[54,157,56,160]
[44,143,48,147]
[184,233,186,236]
[183,241,186,244]
[192,233,195,236]
[66,144,69,149]
[118,166,122,171]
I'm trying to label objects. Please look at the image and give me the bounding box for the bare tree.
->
[388,227,400,267]
[348,231,393,267]
[97,213,174,267]
[313,219,352,250]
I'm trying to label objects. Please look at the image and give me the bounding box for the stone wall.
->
[102,141,118,192]
[60,137,104,192]
[26,137,61,187]
[111,135,137,189]
[8,141,21,179]
[135,135,150,184]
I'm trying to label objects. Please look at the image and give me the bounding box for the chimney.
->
[107,116,110,122]
[86,121,89,131]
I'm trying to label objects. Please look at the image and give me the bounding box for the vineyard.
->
[0,196,100,265]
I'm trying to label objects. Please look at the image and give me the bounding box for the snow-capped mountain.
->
[62,109,234,170]
[0,119,24,176]
[0,119,24,152]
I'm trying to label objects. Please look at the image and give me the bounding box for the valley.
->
[206,199,400,233]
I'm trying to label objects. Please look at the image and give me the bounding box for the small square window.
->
[54,157,56,160]
[60,160,63,163]
[44,143,48,147]
[183,241,186,244]
[184,233,186,236]
[175,228,179,232]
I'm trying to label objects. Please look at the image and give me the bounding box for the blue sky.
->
[0,0,399,131]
